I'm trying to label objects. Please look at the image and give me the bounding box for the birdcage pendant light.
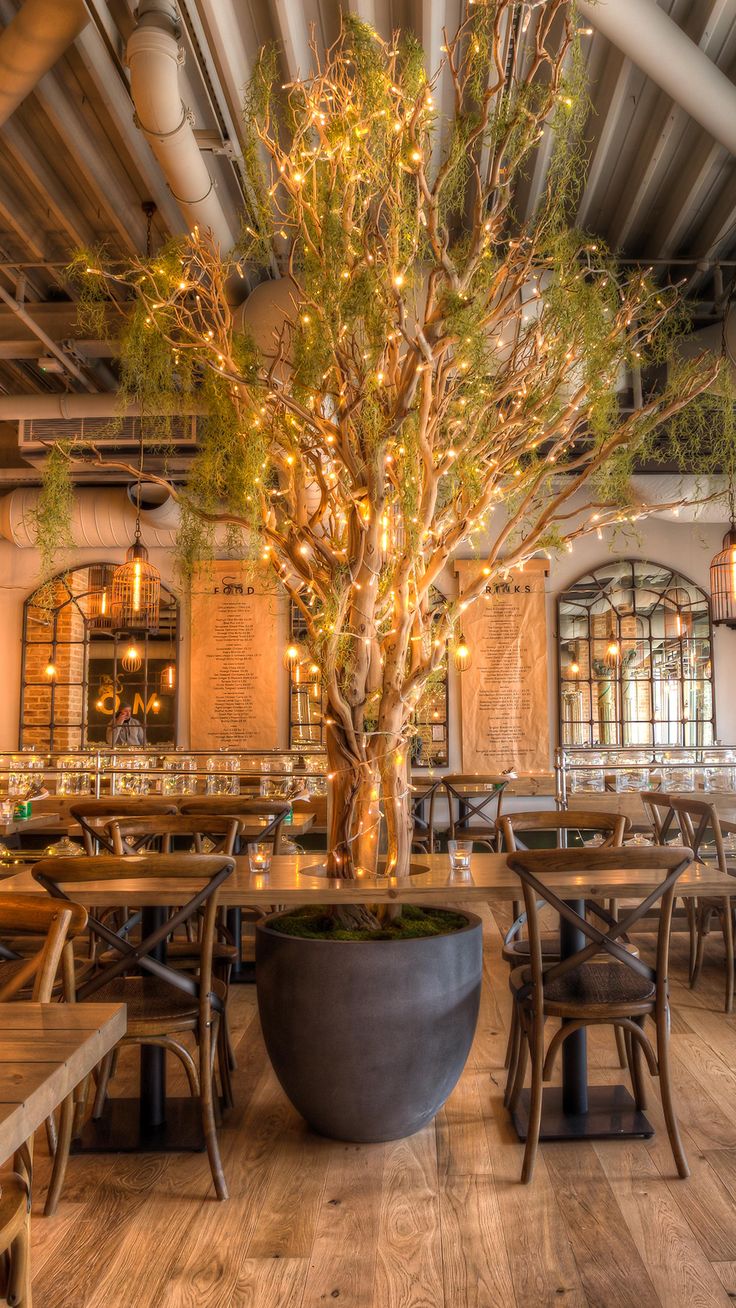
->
[710,488,736,628]
[111,526,160,632]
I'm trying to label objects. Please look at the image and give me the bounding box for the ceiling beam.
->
[0,284,95,389]
[0,115,97,250]
[576,46,639,229]
[607,0,736,250]
[271,0,315,83]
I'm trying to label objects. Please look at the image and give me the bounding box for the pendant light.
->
[121,641,143,673]
[159,662,176,696]
[453,634,472,672]
[710,488,736,628]
[111,453,161,633]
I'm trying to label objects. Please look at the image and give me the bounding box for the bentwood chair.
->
[0,895,88,1225]
[178,798,291,853]
[442,775,510,850]
[107,815,242,1107]
[410,778,444,853]
[498,810,629,1072]
[506,846,694,1184]
[670,796,735,1012]
[642,793,698,985]
[70,800,178,854]
[34,853,235,1201]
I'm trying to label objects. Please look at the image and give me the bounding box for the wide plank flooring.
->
[28,904,736,1307]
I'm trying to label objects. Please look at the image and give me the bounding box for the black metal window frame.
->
[556,558,715,750]
[20,563,180,751]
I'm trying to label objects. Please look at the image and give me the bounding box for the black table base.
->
[511,1084,654,1141]
[71,1097,206,1153]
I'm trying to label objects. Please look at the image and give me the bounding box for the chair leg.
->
[217,1017,234,1110]
[200,1018,228,1201]
[690,913,707,990]
[521,1013,545,1185]
[656,1003,689,1179]
[71,1073,91,1138]
[7,1212,31,1308]
[43,1092,75,1217]
[629,1020,647,1112]
[504,1007,521,1106]
[92,1051,115,1120]
[685,898,697,986]
[721,899,734,1014]
[44,1113,57,1158]
[506,1009,528,1111]
[614,1024,628,1069]
[504,1002,518,1069]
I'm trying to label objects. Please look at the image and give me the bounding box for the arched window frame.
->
[20,564,179,752]
[557,558,715,749]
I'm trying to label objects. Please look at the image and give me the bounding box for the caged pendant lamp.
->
[710,486,736,628]
[112,476,161,632]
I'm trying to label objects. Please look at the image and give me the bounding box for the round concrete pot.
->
[255,907,483,1142]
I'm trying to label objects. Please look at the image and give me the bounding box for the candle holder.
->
[248,842,272,875]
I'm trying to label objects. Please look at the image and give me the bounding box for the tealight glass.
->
[448,839,473,875]
[248,842,272,875]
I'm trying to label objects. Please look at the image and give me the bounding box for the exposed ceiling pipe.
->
[0,0,89,127]
[0,394,206,420]
[126,0,240,260]
[0,486,179,549]
[0,284,95,391]
[578,0,736,157]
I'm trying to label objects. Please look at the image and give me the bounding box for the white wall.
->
[1,515,734,758]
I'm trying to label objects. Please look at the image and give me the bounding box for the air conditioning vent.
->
[18,413,200,451]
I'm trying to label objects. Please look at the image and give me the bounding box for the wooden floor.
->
[27,903,736,1308]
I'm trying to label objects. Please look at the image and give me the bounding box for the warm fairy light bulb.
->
[132,559,142,612]
[604,641,620,669]
[453,636,472,672]
[568,660,580,676]
[45,661,57,680]
[283,643,300,671]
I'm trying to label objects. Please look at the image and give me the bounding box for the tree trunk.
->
[379,743,413,879]
[325,716,381,879]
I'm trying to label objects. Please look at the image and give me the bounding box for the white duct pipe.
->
[0,394,206,420]
[0,487,180,549]
[0,0,89,127]
[578,0,736,157]
[126,0,237,254]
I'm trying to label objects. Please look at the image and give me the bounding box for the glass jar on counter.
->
[162,754,198,796]
[206,755,240,796]
[57,756,92,797]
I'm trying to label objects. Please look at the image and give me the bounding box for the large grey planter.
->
[255,907,483,1142]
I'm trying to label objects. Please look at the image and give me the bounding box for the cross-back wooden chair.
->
[498,810,630,1073]
[70,800,179,854]
[106,815,242,1108]
[442,775,510,851]
[34,853,234,1202]
[178,798,291,853]
[410,778,444,854]
[0,895,88,1234]
[670,796,735,1012]
[506,845,694,1184]
[640,792,679,845]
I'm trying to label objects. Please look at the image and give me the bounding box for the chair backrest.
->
[0,893,87,1002]
[33,854,234,1016]
[640,792,679,845]
[507,846,694,1017]
[106,815,241,857]
[70,800,179,854]
[442,774,510,838]
[179,798,291,853]
[498,809,629,852]
[670,796,728,871]
[410,778,444,852]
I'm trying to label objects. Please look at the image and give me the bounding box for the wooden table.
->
[2,853,732,1154]
[0,1003,126,1163]
[0,813,61,840]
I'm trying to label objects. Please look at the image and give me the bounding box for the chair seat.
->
[166,940,238,964]
[510,960,655,1017]
[86,974,227,1034]
[502,933,560,965]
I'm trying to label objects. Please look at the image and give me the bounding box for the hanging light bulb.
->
[86,565,114,629]
[159,662,176,696]
[121,643,142,673]
[111,478,160,632]
[44,661,57,680]
[710,506,736,628]
[453,634,472,672]
[283,642,301,671]
[604,640,620,669]
[568,659,580,676]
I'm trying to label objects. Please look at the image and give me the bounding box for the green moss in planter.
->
[266,903,469,942]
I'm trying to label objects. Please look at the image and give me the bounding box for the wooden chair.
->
[69,799,178,854]
[178,798,291,853]
[640,792,679,845]
[498,810,629,1072]
[34,853,234,1201]
[442,775,510,851]
[106,815,242,1108]
[410,778,444,854]
[0,895,88,1230]
[670,796,735,1012]
[506,846,693,1184]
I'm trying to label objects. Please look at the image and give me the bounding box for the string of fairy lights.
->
[72,5,725,871]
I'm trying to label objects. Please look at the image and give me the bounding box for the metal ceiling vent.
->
[18,413,200,452]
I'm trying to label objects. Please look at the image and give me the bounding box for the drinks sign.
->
[189,563,287,750]
[455,559,550,774]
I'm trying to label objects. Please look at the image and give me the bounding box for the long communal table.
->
[0,1003,126,1163]
[0,853,733,1154]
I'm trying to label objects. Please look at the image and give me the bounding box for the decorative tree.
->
[51,3,727,891]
